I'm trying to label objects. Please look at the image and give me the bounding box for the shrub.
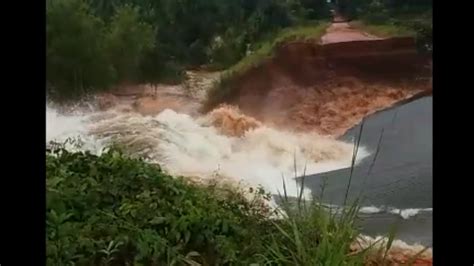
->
[46,148,273,265]
[359,0,390,24]
[47,146,371,265]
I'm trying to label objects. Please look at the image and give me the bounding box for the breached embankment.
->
[199,31,433,263]
[47,25,433,264]
[205,36,431,137]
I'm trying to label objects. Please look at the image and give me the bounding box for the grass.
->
[350,20,416,38]
[229,22,330,76]
[203,22,329,112]
[350,17,431,55]
[265,176,365,266]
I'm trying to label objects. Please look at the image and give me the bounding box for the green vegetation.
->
[47,147,370,265]
[341,0,431,22]
[201,0,431,111]
[349,21,415,38]
[47,0,156,99]
[47,0,114,98]
[47,0,332,100]
[47,0,431,101]
[203,22,329,111]
[227,23,329,77]
[104,6,155,85]
[346,0,432,53]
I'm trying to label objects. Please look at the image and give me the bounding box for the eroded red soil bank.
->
[212,37,431,137]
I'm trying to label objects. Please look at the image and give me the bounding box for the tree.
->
[47,0,113,97]
[46,0,355,98]
[104,5,155,84]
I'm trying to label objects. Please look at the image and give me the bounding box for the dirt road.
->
[321,22,382,44]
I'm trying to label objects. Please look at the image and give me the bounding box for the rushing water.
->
[303,96,432,245]
[46,95,431,246]
[46,104,369,202]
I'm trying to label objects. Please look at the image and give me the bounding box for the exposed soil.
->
[321,22,381,44]
[212,24,431,137]
[258,78,427,137]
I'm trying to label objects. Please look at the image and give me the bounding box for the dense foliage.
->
[46,0,432,99]
[346,0,432,52]
[47,148,366,265]
[47,0,332,99]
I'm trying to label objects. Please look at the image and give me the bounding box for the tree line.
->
[47,0,431,99]
[47,0,331,99]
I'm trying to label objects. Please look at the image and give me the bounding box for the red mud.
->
[206,104,262,137]
[213,34,431,137]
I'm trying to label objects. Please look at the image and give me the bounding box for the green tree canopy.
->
[104,5,155,84]
[47,0,113,97]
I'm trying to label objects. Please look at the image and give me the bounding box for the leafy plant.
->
[99,240,123,265]
[46,148,273,265]
[46,146,373,265]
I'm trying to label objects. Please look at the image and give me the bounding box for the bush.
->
[348,0,432,54]
[207,32,247,70]
[359,0,390,24]
[47,147,368,265]
[396,12,432,53]
[46,148,273,265]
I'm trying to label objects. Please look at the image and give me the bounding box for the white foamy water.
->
[46,106,87,141]
[46,106,370,198]
[359,205,433,219]
[388,208,433,219]
[359,206,384,214]
[47,106,107,153]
